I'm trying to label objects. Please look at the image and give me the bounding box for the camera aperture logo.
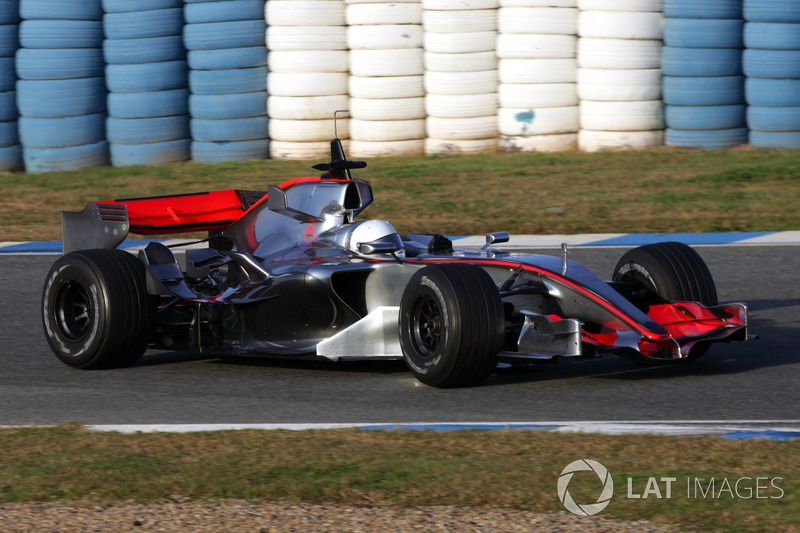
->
[557,459,614,516]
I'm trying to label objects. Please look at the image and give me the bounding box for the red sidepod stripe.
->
[236,176,352,219]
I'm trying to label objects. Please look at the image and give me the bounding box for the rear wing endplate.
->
[62,203,129,254]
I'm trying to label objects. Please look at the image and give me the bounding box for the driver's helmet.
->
[347,220,404,257]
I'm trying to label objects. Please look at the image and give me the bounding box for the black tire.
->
[42,249,153,369]
[399,264,504,388]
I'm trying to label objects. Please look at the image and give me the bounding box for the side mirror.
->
[481,231,510,250]
[358,241,398,255]
[267,185,322,223]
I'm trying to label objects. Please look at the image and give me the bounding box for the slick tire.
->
[399,264,503,388]
[42,249,154,370]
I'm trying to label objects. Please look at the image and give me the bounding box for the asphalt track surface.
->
[1,245,798,427]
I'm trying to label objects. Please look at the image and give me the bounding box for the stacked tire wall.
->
[743,0,800,149]
[0,0,21,171]
[104,0,190,167]
[16,0,108,173]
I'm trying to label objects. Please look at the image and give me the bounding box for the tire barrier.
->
[266,0,343,160]
[347,0,424,157]
[186,1,267,163]
[0,1,21,171]
[104,0,189,167]
[498,1,577,153]
[663,0,746,150]
[424,0,498,155]
[744,0,800,149]
[577,0,663,152]
[16,0,109,173]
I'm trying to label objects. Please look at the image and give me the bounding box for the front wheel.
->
[399,264,504,388]
[42,249,153,369]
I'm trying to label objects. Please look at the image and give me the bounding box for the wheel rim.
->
[55,280,93,342]
[410,294,442,358]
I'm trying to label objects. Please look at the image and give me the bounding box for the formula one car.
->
[42,137,750,388]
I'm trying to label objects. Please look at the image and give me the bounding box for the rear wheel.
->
[399,264,504,388]
[42,249,153,369]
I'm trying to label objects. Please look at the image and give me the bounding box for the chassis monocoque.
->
[42,138,750,388]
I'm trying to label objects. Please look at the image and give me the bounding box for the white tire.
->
[267,95,350,120]
[499,133,577,152]
[350,118,426,141]
[422,9,497,33]
[348,139,425,157]
[426,115,499,140]
[268,51,348,73]
[346,3,422,25]
[496,34,577,59]
[498,83,577,108]
[424,70,498,95]
[269,118,348,142]
[266,26,347,51]
[423,0,498,9]
[577,0,661,12]
[580,100,664,132]
[577,68,661,101]
[268,72,348,96]
[577,38,661,69]
[498,8,577,35]
[423,31,497,53]
[349,97,426,120]
[270,140,349,160]
[498,106,579,135]
[425,93,498,118]
[346,0,419,3]
[424,51,497,72]
[578,129,663,151]
[350,49,424,76]
[578,11,663,40]
[500,0,576,5]
[425,137,498,154]
[349,75,424,98]
[266,1,345,26]
[499,58,577,83]
[347,25,423,50]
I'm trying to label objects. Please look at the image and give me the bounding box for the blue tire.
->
[103,36,185,65]
[0,24,19,57]
[103,8,184,39]
[191,139,269,162]
[663,76,744,106]
[664,19,744,49]
[190,116,268,142]
[20,1,103,21]
[19,20,104,49]
[108,89,189,118]
[106,61,188,92]
[665,127,748,150]
[665,104,746,130]
[749,130,800,148]
[0,144,23,171]
[744,22,800,49]
[189,66,267,95]
[746,78,800,107]
[0,90,16,121]
[184,0,265,24]
[102,0,183,13]
[0,1,20,25]
[0,119,18,147]
[16,48,104,80]
[662,47,742,77]
[0,57,14,91]
[109,138,190,166]
[23,141,110,173]
[663,0,742,20]
[189,91,267,119]
[183,20,266,50]
[107,115,189,144]
[743,49,800,78]
[16,78,107,118]
[744,0,800,23]
[19,113,106,148]
[187,46,267,70]
[747,105,800,132]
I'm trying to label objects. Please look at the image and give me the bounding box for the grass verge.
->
[0,424,797,532]
[1,147,799,241]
